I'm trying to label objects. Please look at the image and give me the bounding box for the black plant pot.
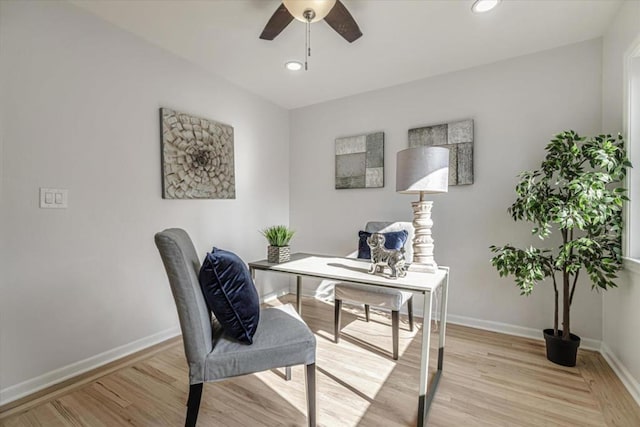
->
[543,329,581,367]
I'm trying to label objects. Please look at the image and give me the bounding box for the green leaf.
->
[260,225,295,247]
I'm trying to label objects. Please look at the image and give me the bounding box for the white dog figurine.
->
[367,233,407,279]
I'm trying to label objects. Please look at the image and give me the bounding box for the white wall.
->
[0,0,290,402]
[601,0,640,404]
[2,0,635,409]
[290,40,604,344]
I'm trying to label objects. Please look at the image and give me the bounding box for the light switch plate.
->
[40,188,68,209]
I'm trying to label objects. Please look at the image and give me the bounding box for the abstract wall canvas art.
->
[160,108,235,199]
[335,132,384,189]
[408,119,474,185]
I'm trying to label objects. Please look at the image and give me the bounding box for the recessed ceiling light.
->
[471,0,501,13]
[285,61,303,71]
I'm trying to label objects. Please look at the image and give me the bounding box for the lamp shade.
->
[283,0,337,23]
[396,146,449,194]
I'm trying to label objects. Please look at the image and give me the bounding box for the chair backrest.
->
[155,228,213,365]
[364,221,415,261]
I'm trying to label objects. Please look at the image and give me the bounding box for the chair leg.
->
[285,366,292,381]
[364,304,370,322]
[334,299,342,343]
[185,383,203,427]
[408,297,414,332]
[305,363,316,427]
[392,310,399,360]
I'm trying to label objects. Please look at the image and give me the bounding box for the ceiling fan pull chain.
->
[305,19,310,70]
[308,18,312,58]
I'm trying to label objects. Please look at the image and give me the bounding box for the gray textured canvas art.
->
[408,119,474,185]
[160,108,235,199]
[335,132,384,189]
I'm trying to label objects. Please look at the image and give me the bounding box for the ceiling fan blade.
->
[259,3,294,40]
[324,0,362,43]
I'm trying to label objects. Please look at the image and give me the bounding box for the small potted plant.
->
[490,131,630,367]
[261,225,295,263]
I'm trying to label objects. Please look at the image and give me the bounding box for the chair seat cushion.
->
[357,230,408,260]
[334,283,412,310]
[198,248,260,344]
[203,304,316,381]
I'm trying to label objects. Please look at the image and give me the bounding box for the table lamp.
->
[396,146,449,273]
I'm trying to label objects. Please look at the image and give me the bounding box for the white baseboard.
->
[600,342,640,406]
[0,288,292,407]
[447,313,601,351]
[301,288,604,351]
[0,326,181,406]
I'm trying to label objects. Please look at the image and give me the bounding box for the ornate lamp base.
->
[409,197,438,274]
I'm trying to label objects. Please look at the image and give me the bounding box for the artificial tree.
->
[490,131,630,343]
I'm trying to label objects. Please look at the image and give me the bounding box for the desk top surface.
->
[249,252,447,293]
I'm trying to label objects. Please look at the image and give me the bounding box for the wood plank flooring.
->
[2,295,639,426]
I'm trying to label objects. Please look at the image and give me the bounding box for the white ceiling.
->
[71,0,622,109]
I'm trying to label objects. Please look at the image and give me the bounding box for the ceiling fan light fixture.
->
[285,60,303,71]
[283,0,337,23]
[471,0,501,13]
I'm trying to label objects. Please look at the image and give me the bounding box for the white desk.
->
[249,253,449,426]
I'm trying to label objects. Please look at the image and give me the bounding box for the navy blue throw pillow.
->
[198,248,260,344]
[357,230,409,260]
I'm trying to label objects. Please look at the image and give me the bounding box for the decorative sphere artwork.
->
[160,108,235,199]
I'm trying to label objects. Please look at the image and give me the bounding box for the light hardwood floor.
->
[2,295,640,426]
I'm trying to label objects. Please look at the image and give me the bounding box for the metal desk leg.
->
[418,290,434,426]
[296,275,302,314]
[438,269,449,370]
[418,270,449,426]
[250,267,255,281]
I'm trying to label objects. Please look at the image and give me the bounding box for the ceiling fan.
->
[260,0,363,44]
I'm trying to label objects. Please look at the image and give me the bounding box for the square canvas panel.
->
[335,132,384,189]
[408,119,474,185]
[160,108,236,199]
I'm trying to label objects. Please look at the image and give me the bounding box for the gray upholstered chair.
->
[334,221,414,360]
[155,228,317,427]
